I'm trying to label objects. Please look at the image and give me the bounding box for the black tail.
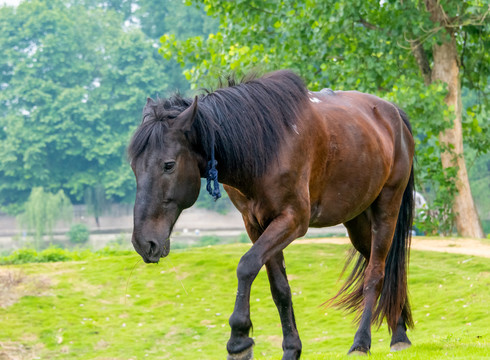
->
[329,107,415,332]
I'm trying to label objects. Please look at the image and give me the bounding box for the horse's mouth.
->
[161,238,170,257]
[133,237,171,264]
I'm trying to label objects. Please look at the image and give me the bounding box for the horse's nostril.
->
[148,240,158,257]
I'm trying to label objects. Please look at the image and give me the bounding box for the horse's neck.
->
[191,118,253,191]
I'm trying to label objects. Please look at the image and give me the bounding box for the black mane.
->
[128,70,310,180]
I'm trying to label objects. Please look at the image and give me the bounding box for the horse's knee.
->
[236,252,261,283]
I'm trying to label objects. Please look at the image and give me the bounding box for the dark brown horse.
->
[128,70,415,359]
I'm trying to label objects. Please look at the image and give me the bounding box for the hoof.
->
[227,346,253,360]
[348,350,368,356]
[390,341,411,352]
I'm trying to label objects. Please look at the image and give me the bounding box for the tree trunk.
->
[431,40,484,238]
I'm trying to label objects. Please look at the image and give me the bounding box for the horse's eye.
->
[163,161,176,173]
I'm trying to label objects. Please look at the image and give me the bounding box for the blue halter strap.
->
[206,144,221,201]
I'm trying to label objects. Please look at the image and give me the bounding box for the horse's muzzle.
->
[132,237,170,263]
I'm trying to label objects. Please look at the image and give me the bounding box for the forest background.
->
[0,0,488,239]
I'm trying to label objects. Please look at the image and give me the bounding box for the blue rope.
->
[206,145,221,201]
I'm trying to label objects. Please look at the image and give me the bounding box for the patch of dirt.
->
[265,335,282,348]
[0,341,43,360]
[0,269,51,308]
[410,237,490,258]
[94,340,110,350]
[296,237,490,258]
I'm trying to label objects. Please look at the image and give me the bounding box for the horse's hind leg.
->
[343,212,374,354]
[265,251,302,360]
[390,304,412,351]
[344,211,371,260]
[347,188,404,355]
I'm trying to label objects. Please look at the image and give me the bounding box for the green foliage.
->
[468,152,490,234]
[34,247,73,263]
[92,245,133,257]
[1,248,38,264]
[0,244,488,358]
[0,247,71,264]
[0,245,131,264]
[199,235,221,246]
[17,187,73,250]
[135,0,218,42]
[0,0,214,212]
[67,223,90,244]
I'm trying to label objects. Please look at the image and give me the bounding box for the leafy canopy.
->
[0,0,167,211]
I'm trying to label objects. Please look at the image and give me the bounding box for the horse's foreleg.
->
[227,209,307,360]
[226,255,257,360]
[266,251,302,360]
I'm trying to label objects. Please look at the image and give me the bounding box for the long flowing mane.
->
[128,70,310,180]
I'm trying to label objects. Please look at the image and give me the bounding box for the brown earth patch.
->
[295,237,490,258]
[0,269,51,308]
[0,341,43,360]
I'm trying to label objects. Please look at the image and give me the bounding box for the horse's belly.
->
[308,177,385,227]
[308,203,356,228]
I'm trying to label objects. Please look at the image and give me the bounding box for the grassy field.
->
[0,242,489,359]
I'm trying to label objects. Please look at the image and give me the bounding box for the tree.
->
[84,185,108,228]
[411,1,487,238]
[135,0,218,41]
[0,0,218,213]
[162,0,488,237]
[17,187,72,250]
[0,0,170,211]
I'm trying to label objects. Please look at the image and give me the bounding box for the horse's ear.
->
[174,96,198,132]
[142,97,156,123]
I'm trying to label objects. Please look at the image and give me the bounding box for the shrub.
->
[67,223,90,244]
[0,247,72,264]
[199,235,221,246]
[37,247,72,262]
[3,248,38,264]
[0,246,132,265]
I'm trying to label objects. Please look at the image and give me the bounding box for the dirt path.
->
[296,237,490,258]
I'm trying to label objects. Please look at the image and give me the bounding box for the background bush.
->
[67,224,90,244]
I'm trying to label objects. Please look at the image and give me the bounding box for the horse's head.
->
[129,97,202,263]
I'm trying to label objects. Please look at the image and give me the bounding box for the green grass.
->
[0,243,488,359]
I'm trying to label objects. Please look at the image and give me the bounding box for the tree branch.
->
[358,17,380,31]
[410,39,432,85]
[246,5,277,16]
[424,0,450,26]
